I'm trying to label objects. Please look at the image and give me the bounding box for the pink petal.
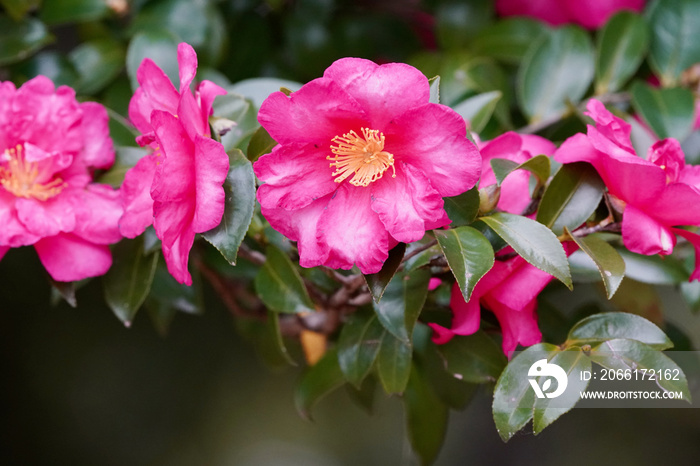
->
[177,42,197,94]
[150,111,195,203]
[34,233,112,282]
[15,193,76,238]
[622,204,676,255]
[487,257,557,310]
[520,134,557,158]
[323,58,430,129]
[119,154,157,238]
[254,143,339,210]
[79,102,114,169]
[584,99,634,152]
[0,245,8,261]
[446,282,482,336]
[384,103,481,197]
[197,80,227,130]
[428,277,442,290]
[496,0,570,25]
[73,184,123,244]
[484,296,542,355]
[191,134,228,232]
[646,182,700,226]
[672,228,700,281]
[129,58,179,133]
[370,163,449,243]
[159,217,195,286]
[566,0,645,29]
[0,192,39,247]
[428,323,457,345]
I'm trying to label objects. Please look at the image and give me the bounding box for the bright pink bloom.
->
[0,76,122,282]
[496,0,645,29]
[479,131,556,214]
[254,58,481,274]
[120,43,229,285]
[555,99,700,278]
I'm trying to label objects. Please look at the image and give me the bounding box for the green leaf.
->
[344,376,377,414]
[630,82,695,141]
[373,269,430,342]
[566,312,673,350]
[490,154,550,188]
[98,146,149,188]
[680,280,700,313]
[213,92,260,151]
[376,331,413,394]
[429,75,440,104]
[443,186,480,228]
[595,12,650,94]
[0,0,39,21]
[337,311,384,388]
[148,257,202,314]
[103,237,159,326]
[434,226,494,302]
[12,51,78,88]
[48,277,77,308]
[437,331,507,383]
[492,343,558,442]
[0,15,51,65]
[246,126,277,162]
[619,248,689,284]
[202,149,256,265]
[647,0,700,86]
[254,244,315,314]
[451,91,502,133]
[294,348,346,420]
[532,348,591,434]
[518,26,594,123]
[268,310,297,366]
[40,0,110,25]
[472,18,547,64]
[403,239,442,272]
[69,38,125,95]
[591,339,691,402]
[404,364,449,466]
[229,77,303,109]
[481,213,572,289]
[536,162,605,236]
[364,243,406,303]
[565,229,625,299]
[126,30,180,91]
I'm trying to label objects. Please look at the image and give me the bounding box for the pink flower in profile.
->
[254,58,481,274]
[496,0,645,29]
[119,43,229,285]
[555,99,700,279]
[0,76,122,281]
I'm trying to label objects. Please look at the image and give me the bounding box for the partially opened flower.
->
[496,0,645,29]
[254,57,481,274]
[555,99,700,279]
[119,43,229,285]
[0,76,122,282]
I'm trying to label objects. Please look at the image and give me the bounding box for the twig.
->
[401,239,438,263]
[238,243,266,266]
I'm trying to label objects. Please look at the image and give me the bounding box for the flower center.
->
[0,144,66,201]
[327,128,396,187]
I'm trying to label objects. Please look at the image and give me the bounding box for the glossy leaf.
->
[490,154,550,188]
[595,12,649,94]
[566,312,673,350]
[126,30,180,91]
[443,186,480,228]
[202,150,256,265]
[434,226,494,302]
[630,82,695,141]
[364,243,406,303]
[565,229,625,299]
[518,26,594,123]
[373,269,430,342]
[481,213,572,289]
[619,248,689,284]
[39,0,110,25]
[103,237,159,326]
[647,0,700,86]
[437,331,506,383]
[451,90,502,133]
[536,162,605,236]
[472,18,547,64]
[69,38,125,95]
[294,348,346,420]
[0,15,51,65]
[247,126,277,162]
[337,311,384,388]
[254,244,315,314]
[376,331,413,394]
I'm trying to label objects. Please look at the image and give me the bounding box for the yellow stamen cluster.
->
[327,128,396,187]
[0,144,66,201]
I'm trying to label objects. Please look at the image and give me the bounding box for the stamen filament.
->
[0,144,66,201]
[327,128,396,187]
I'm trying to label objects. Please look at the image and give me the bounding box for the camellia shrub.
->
[2,0,700,463]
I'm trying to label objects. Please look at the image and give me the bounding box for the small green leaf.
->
[451,90,502,133]
[518,26,594,123]
[255,245,315,314]
[481,213,572,289]
[443,186,480,227]
[337,311,384,388]
[429,75,440,104]
[472,18,547,64]
[536,162,605,235]
[435,226,494,302]
[247,126,277,162]
[376,331,413,394]
[103,237,159,326]
[69,38,125,95]
[373,269,430,342]
[565,229,625,299]
[490,154,550,188]
[437,331,507,383]
[404,364,449,466]
[595,11,649,94]
[48,277,77,308]
[294,348,346,420]
[364,243,406,303]
[591,339,691,402]
[0,15,52,65]
[202,149,256,265]
[630,82,695,141]
[619,248,689,284]
[566,312,673,350]
[126,30,179,91]
[40,0,110,25]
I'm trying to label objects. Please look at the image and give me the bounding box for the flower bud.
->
[478,184,501,215]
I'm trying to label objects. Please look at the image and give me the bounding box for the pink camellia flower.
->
[0,76,122,282]
[119,43,229,285]
[254,57,481,274]
[496,0,645,29]
[555,99,700,279]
